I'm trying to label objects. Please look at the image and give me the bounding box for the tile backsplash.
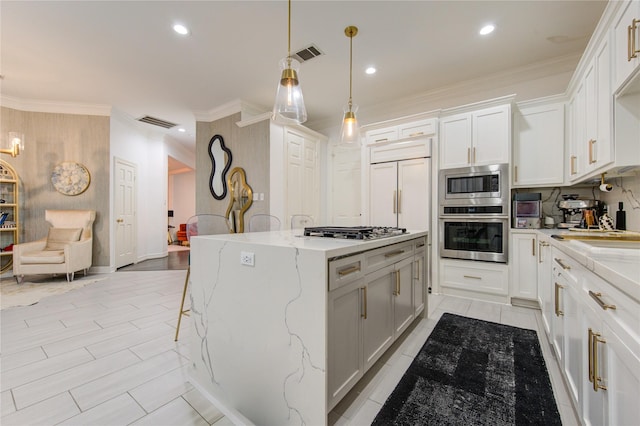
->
[511,172,640,231]
[600,173,640,232]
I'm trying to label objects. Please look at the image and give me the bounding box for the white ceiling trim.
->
[193,99,267,123]
[0,95,112,116]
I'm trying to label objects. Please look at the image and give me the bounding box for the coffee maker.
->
[557,195,601,229]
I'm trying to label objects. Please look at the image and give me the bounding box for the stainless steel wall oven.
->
[439,164,509,263]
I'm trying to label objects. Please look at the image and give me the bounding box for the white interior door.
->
[115,158,136,268]
[331,143,361,226]
[398,158,430,230]
[370,162,398,227]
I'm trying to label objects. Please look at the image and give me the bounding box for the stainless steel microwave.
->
[439,164,509,211]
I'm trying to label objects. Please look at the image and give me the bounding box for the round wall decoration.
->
[51,161,91,196]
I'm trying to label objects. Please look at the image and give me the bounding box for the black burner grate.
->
[303,226,407,240]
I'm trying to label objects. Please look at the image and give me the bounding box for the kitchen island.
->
[187,229,428,426]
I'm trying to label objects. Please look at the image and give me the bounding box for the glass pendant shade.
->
[273,57,307,124]
[340,103,361,144]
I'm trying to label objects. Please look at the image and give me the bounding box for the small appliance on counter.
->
[513,193,542,228]
[557,195,602,229]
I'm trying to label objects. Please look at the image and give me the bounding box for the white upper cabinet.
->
[440,104,510,169]
[513,99,565,187]
[613,0,640,91]
[365,118,436,146]
[568,35,613,181]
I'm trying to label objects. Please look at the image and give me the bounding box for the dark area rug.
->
[372,313,561,426]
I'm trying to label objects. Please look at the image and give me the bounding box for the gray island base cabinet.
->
[188,230,428,426]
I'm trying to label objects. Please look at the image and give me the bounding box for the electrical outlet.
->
[240,251,255,266]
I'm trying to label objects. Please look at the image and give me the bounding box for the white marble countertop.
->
[194,229,429,259]
[533,228,640,303]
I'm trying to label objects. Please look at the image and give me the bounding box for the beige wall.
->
[196,113,270,227]
[0,106,110,267]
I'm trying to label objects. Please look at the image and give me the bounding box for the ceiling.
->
[1,0,607,155]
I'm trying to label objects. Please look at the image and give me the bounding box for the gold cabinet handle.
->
[570,155,577,175]
[473,147,476,164]
[554,258,571,270]
[117,218,124,223]
[398,190,402,214]
[589,290,617,310]
[393,270,400,296]
[361,287,367,319]
[588,139,597,164]
[554,282,564,316]
[591,329,607,392]
[532,238,536,257]
[409,131,424,137]
[514,165,518,183]
[393,190,397,214]
[588,328,595,385]
[338,265,360,276]
[538,241,548,263]
[384,250,405,258]
[464,275,482,280]
[629,23,634,61]
[629,19,640,61]
[375,138,389,143]
[467,147,471,164]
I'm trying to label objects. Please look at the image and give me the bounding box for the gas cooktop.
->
[303,226,407,240]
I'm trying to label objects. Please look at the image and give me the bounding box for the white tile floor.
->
[1,270,579,425]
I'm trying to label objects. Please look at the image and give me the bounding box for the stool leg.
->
[175,266,190,341]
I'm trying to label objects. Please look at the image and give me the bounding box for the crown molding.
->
[194,99,267,123]
[0,95,111,116]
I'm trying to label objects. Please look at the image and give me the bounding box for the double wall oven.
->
[439,164,509,263]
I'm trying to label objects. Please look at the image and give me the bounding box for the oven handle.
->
[439,215,509,220]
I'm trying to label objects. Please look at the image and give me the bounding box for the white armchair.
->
[13,210,96,283]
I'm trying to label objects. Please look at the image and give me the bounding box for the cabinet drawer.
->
[329,254,365,291]
[370,139,431,163]
[399,119,435,139]
[364,241,414,274]
[365,127,398,145]
[582,271,640,342]
[441,260,508,295]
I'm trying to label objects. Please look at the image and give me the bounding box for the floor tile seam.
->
[69,350,190,407]
[40,322,140,355]
[7,388,79,418]
[11,349,142,407]
[0,346,49,374]
[1,347,97,392]
[20,304,111,325]
[82,323,177,358]
[93,304,174,327]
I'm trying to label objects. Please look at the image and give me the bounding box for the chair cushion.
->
[21,250,65,264]
[45,228,82,250]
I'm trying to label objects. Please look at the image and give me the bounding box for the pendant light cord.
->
[287,0,292,61]
[348,32,353,109]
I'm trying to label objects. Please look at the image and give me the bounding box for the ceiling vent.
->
[137,115,177,129]
[292,44,323,63]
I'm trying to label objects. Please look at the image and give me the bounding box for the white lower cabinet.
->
[537,234,553,336]
[440,258,509,298]
[413,240,426,317]
[327,237,426,410]
[548,244,640,425]
[363,265,395,370]
[510,231,538,302]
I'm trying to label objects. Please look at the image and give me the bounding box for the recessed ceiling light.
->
[365,67,376,75]
[177,128,186,133]
[173,24,190,35]
[479,24,495,35]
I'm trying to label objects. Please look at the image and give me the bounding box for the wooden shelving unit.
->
[0,160,19,273]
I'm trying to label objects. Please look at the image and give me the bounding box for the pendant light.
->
[273,0,307,124]
[340,26,361,144]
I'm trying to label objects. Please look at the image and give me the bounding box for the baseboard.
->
[510,297,541,309]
